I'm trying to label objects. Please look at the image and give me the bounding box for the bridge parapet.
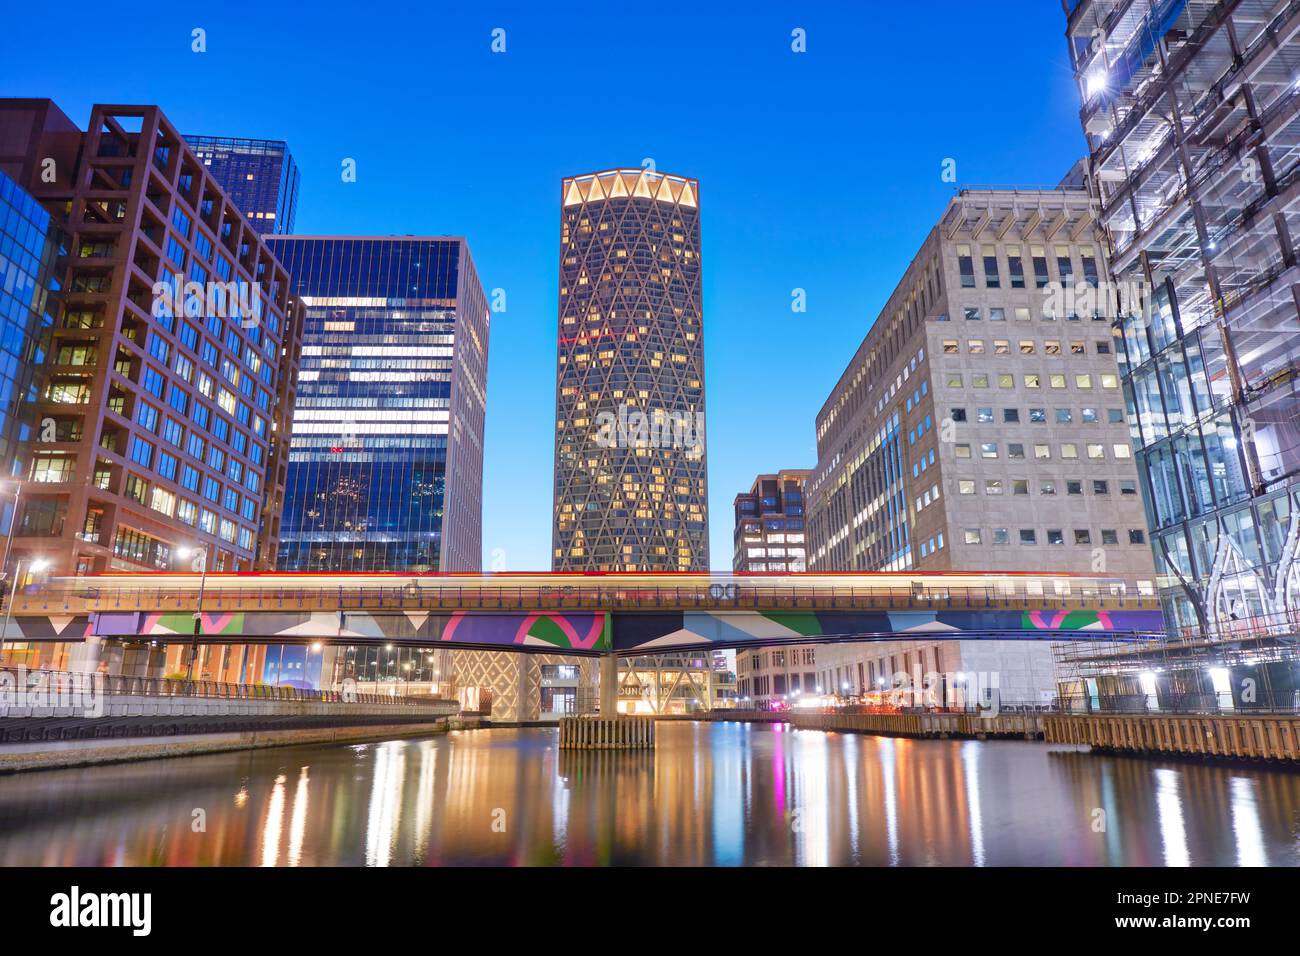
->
[9,572,1164,616]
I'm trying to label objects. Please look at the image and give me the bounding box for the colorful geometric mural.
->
[441,611,608,651]
[87,609,612,652]
[609,609,1166,652]
[0,614,93,642]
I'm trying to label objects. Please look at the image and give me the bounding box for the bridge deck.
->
[13,572,1162,615]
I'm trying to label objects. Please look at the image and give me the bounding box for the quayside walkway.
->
[0,671,462,764]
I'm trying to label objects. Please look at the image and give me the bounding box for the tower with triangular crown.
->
[552,168,708,573]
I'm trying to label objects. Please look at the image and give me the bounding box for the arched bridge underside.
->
[4,572,1167,655]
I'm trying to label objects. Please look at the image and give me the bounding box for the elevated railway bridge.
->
[1,571,1165,656]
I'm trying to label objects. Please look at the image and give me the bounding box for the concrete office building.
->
[806,179,1157,707]
[732,469,812,572]
[735,645,819,710]
[1062,0,1300,706]
[0,100,302,581]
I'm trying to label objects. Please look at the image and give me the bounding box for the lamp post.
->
[1,557,49,660]
[0,481,21,580]
[177,546,208,682]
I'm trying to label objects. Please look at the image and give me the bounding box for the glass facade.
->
[553,169,708,571]
[268,237,488,572]
[186,136,300,235]
[1067,1,1300,643]
[1116,294,1298,636]
[0,169,59,493]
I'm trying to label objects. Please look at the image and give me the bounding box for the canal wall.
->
[688,710,1300,763]
[1044,712,1300,762]
[0,719,452,774]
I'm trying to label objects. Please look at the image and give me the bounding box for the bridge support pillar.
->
[599,654,618,717]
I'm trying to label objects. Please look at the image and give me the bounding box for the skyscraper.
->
[552,168,708,572]
[186,136,299,235]
[1064,1,1300,656]
[0,100,302,580]
[267,236,488,574]
[805,180,1156,706]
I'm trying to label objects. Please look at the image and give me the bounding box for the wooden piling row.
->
[558,716,656,749]
[1044,712,1300,761]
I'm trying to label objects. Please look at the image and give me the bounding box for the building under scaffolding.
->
[1061,0,1300,709]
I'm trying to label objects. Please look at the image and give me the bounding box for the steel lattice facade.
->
[1065,0,1300,643]
[552,168,708,572]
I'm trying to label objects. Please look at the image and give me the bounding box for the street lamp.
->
[1,557,49,660]
[0,481,22,579]
[177,546,209,682]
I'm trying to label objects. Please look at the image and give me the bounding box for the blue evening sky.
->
[1,1,1087,571]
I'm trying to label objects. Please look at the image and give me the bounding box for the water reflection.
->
[0,722,1297,866]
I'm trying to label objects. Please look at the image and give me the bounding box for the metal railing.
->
[1055,691,1300,717]
[6,668,454,708]
[726,695,1300,718]
[9,576,1165,616]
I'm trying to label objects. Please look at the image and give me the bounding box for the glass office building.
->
[0,171,59,471]
[0,169,60,536]
[186,136,299,235]
[267,237,489,573]
[1065,2,1300,647]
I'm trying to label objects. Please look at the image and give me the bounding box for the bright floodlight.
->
[28,559,49,573]
[1086,69,1107,99]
